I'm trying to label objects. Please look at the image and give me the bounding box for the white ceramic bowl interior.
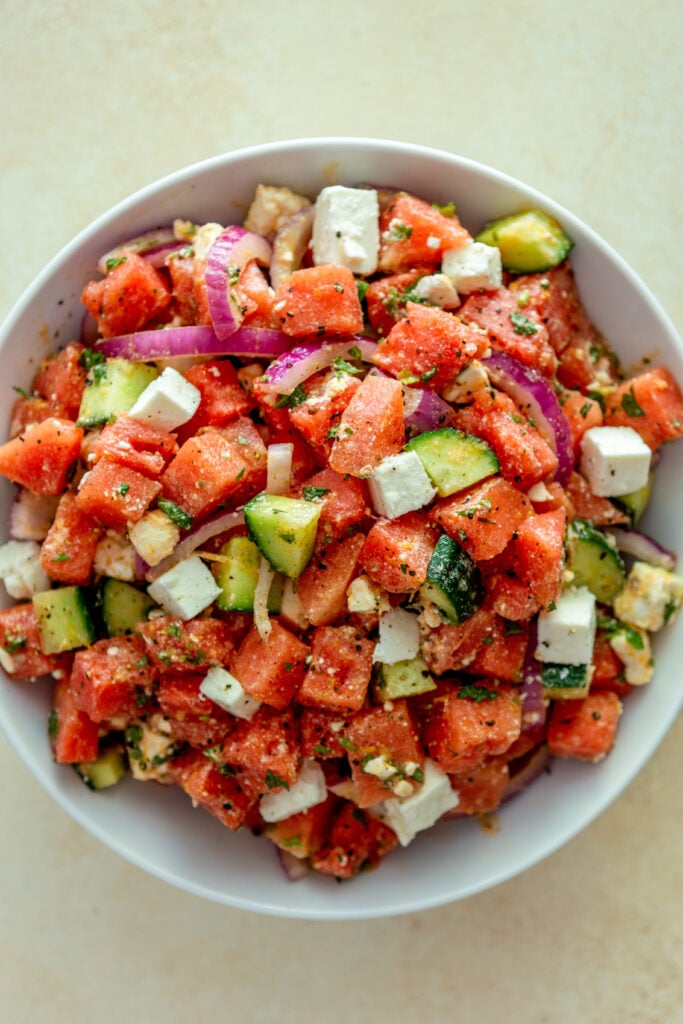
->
[1,138,682,920]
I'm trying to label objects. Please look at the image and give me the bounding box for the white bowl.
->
[1,138,682,920]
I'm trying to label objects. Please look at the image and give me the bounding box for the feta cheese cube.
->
[440,359,489,403]
[147,555,221,620]
[191,222,224,261]
[579,426,651,497]
[128,510,180,567]
[312,186,380,275]
[128,367,201,432]
[368,450,437,520]
[259,761,327,823]
[93,531,137,581]
[0,540,50,599]
[613,561,683,631]
[373,606,421,664]
[608,626,654,685]
[347,575,385,613]
[126,714,178,783]
[371,759,459,847]
[442,240,503,294]
[536,586,597,665]
[199,666,260,720]
[362,754,398,780]
[411,273,460,309]
[244,184,311,239]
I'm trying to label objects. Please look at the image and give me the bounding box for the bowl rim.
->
[1,136,682,920]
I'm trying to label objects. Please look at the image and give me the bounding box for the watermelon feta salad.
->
[1,181,683,882]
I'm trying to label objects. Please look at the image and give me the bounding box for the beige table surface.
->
[1,2,682,1022]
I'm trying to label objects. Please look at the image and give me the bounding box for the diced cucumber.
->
[33,586,95,654]
[77,358,159,428]
[613,473,653,526]
[374,656,436,700]
[565,519,626,605]
[405,428,499,498]
[100,578,158,636]
[74,745,127,790]
[421,533,482,624]
[475,209,573,273]
[244,493,321,580]
[215,536,283,612]
[541,662,592,699]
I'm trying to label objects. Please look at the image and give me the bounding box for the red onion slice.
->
[94,325,291,362]
[265,337,378,394]
[97,226,178,274]
[205,226,272,340]
[270,205,314,290]
[81,310,99,347]
[8,490,59,541]
[502,744,551,803]
[145,509,245,582]
[606,527,676,570]
[403,387,453,436]
[276,847,310,882]
[483,352,573,486]
[520,619,546,732]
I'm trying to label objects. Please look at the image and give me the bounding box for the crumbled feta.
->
[579,426,651,497]
[373,606,421,664]
[147,555,221,620]
[93,531,137,581]
[347,575,385,613]
[200,666,260,720]
[312,185,380,275]
[527,481,554,502]
[191,222,224,261]
[0,540,50,599]
[259,760,327,823]
[411,273,460,309]
[613,561,683,631]
[368,450,437,520]
[440,359,489,403]
[371,759,459,847]
[128,366,201,432]
[609,626,654,685]
[362,754,398,780]
[128,510,180,567]
[126,714,178,783]
[536,586,597,665]
[442,240,503,294]
[244,185,311,239]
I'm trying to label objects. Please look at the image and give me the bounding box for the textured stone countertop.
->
[1,3,681,1022]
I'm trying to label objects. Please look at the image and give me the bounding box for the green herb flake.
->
[355,284,368,306]
[313,743,333,756]
[4,634,26,652]
[203,744,223,763]
[166,622,182,638]
[384,221,413,243]
[338,736,358,753]
[265,769,290,790]
[275,383,307,409]
[48,709,59,738]
[332,357,362,377]
[457,684,498,703]
[432,201,456,218]
[333,282,345,294]
[351,808,367,824]
[411,766,425,784]
[157,498,193,530]
[51,552,71,563]
[280,835,302,848]
[516,289,531,308]
[509,311,539,336]
[621,386,646,418]
[302,486,331,502]
[135,686,152,707]
[13,386,30,399]
[105,256,128,271]
[117,482,131,496]
[421,366,438,384]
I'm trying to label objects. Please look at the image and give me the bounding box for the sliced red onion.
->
[483,352,573,486]
[265,337,378,394]
[97,226,178,274]
[502,744,551,803]
[205,226,272,339]
[403,387,453,437]
[134,551,150,580]
[94,324,291,362]
[276,847,310,882]
[81,310,99,347]
[145,510,245,582]
[270,205,314,290]
[606,527,676,570]
[520,620,546,732]
[8,490,59,541]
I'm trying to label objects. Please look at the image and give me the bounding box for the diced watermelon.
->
[236,260,277,329]
[75,459,161,531]
[508,508,567,610]
[0,418,83,495]
[423,683,522,773]
[564,471,629,527]
[288,371,362,458]
[374,302,488,391]
[176,360,252,444]
[137,616,236,673]
[485,572,541,622]
[294,467,369,544]
[560,389,603,454]
[9,396,70,438]
[158,673,234,747]
[359,511,440,593]
[88,414,178,477]
[432,477,531,562]
[273,265,363,338]
[591,633,633,698]
[231,621,309,709]
[449,758,510,815]
[32,341,87,418]
[345,699,424,807]
[51,678,100,764]
[547,691,622,762]
[365,269,432,336]
[169,749,257,830]
[40,492,103,584]
[70,635,157,723]
[378,191,470,273]
[299,707,352,759]
[297,624,374,713]
[80,250,172,339]
[296,533,365,626]
[328,374,405,477]
[603,367,683,449]
[460,288,556,376]
[420,607,496,676]
[311,802,398,879]
[0,602,69,680]
[161,429,248,520]
[265,793,336,859]
[464,615,528,682]
[219,706,301,790]
[167,253,200,325]
[218,417,268,504]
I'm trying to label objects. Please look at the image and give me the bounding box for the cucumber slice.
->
[74,745,127,790]
[244,493,321,580]
[565,519,626,604]
[421,533,482,624]
[100,578,158,636]
[33,586,95,654]
[77,358,159,428]
[406,428,499,497]
[215,536,283,612]
[613,473,653,526]
[374,656,436,700]
[475,209,573,273]
[541,662,591,699]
